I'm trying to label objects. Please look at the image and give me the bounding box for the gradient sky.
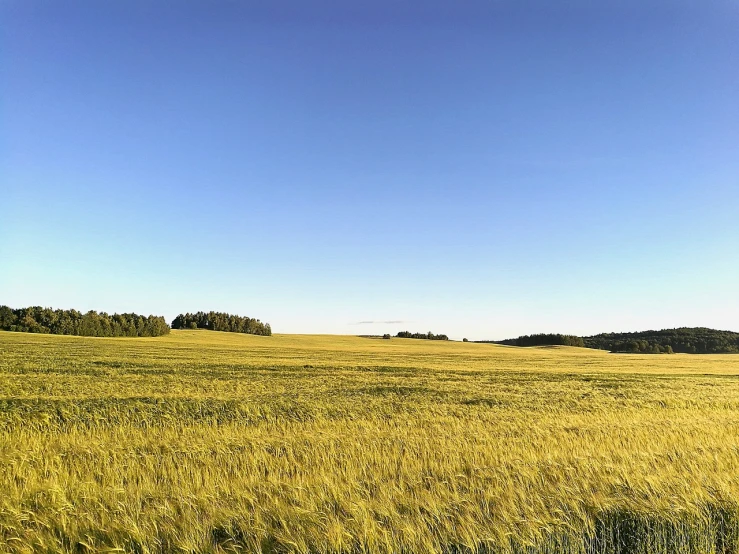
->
[2,1,738,340]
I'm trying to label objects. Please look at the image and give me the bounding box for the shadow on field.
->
[579,505,739,554]
[0,397,324,430]
[204,505,739,554]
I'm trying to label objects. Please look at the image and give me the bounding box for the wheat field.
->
[1,330,739,553]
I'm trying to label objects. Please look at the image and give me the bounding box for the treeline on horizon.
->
[488,328,739,354]
[395,331,449,340]
[0,305,170,337]
[487,333,585,348]
[171,311,272,336]
[0,306,272,339]
[584,328,739,354]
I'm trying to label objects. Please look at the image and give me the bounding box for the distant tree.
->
[495,334,585,348]
[170,311,272,336]
[463,338,468,342]
[382,334,391,339]
[0,305,169,337]
[583,328,739,354]
[0,306,16,328]
[395,331,449,340]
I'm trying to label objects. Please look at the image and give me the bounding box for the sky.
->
[1,1,738,340]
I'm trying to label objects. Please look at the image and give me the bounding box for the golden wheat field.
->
[2,330,739,553]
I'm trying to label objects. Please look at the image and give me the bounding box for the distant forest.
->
[584,328,739,354]
[171,311,271,336]
[488,333,585,348]
[0,306,170,337]
[488,328,739,354]
[396,331,449,340]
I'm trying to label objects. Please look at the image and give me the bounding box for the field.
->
[2,331,739,553]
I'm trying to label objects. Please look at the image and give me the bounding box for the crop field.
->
[2,330,739,553]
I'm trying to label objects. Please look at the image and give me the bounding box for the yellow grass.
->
[1,330,739,553]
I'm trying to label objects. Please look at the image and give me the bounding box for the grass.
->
[2,330,739,553]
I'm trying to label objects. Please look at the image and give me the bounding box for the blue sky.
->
[2,1,738,340]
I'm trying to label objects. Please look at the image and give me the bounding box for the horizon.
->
[2,1,738,341]
[2,302,738,343]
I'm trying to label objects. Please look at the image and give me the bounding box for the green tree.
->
[0,306,16,328]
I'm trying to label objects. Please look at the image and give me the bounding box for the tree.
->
[0,305,170,337]
[0,306,16,328]
[583,328,739,354]
[395,331,449,340]
[171,311,272,336]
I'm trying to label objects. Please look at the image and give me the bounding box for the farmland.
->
[2,330,739,553]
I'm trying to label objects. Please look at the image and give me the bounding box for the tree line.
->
[583,328,739,354]
[395,331,449,340]
[0,305,170,337]
[591,339,674,354]
[171,311,271,336]
[487,328,739,354]
[486,333,585,348]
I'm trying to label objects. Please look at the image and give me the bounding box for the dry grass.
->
[1,330,739,553]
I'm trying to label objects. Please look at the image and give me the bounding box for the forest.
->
[395,331,449,340]
[487,333,585,347]
[583,327,739,354]
[491,328,739,354]
[0,305,170,337]
[171,311,272,336]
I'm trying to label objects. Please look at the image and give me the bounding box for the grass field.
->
[2,330,739,553]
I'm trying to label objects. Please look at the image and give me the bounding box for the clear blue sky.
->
[2,1,738,340]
